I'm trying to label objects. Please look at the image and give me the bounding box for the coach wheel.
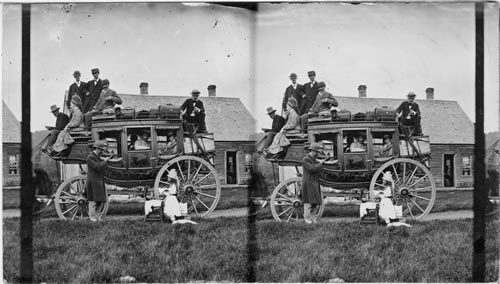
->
[369,158,436,220]
[55,175,109,220]
[154,156,221,218]
[270,177,325,222]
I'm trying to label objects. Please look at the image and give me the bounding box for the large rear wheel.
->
[369,158,436,220]
[154,156,221,218]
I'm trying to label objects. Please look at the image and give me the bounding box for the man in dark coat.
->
[181,89,207,133]
[282,73,304,115]
[256,106,286,154]
[41,104,69,152]
[87,140,110,221]
[302,142,325,224]
[396,92,423,136]
[300,70,319,115]
[67,70,88,110]
[83,68,102,113]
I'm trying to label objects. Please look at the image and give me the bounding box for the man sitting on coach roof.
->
[300,81,338,130]
[84,79,123,128]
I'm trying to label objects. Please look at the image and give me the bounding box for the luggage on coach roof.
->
[352,112,367,121]
[332,110,351,122]
[136,109,152,119]
[374,107,397,122]
[159,104,181,119]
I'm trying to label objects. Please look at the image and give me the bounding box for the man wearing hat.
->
[41,104,69,152]
[256,106,286,153]
[302,142,325,224]
[84,68,102,113]
[300,81,338,130]
[358,85,367,98]
[396,92,423,136]
[282,73,305,115]
[139,82,149,95]
[300,70,319,115]
[67,70,88,111]
[84,79,122,128]
[181,89,207,133]
[87,140,111,221]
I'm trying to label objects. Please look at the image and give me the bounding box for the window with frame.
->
[313,132,338,160]
[462,155,472,176]
[372,132,394,159]
[157,129,178,158]
[8,155,18,175]
[128,128,151,151]
[98,131,122,157]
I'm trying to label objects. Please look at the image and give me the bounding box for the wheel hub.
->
[399,187,410,197]
[185,185,195,194]
[292,200,302,208]
[77,198,87,206]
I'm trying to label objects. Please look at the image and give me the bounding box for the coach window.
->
[98,130,122,158]
[313,132,337,160]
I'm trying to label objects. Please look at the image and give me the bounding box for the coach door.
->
[126,127,154,169]
[342,129,369,171]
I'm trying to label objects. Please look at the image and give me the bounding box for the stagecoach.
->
[35,107,221,220]
[264,108,436,222]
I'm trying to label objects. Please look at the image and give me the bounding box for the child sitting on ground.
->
[144,169,183,222]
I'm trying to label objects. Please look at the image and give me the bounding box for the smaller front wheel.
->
[270,177,325,222]
[54,175,109,220]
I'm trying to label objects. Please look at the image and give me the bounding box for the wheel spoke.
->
[58,200,77,204]
[190,195,199,216]
[187,159,191,182]
[408,174,428,188]
[391,164,401,185]
[192,194,210,210]
[196,184,217,190]
[411,193,431,202]
[411,186,433,192]
[192,173,211,186]
[193,190,217,199]
[286,209,294,222]
[276,192,294,202]
[61,191,78,199]
[402,162,406,184]
[408,197,425,213]
[407,166,418,186]
[176,162,185,183]
[275,197,293,205]
[191,163,203,183]
[71,207,79,220]
[405,200,414,218]
[295,209,299,222]
[277,206,293,217]
[62,204,78,215]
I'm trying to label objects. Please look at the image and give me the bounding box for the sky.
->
[2,3,254,131]
[2,2,499,134]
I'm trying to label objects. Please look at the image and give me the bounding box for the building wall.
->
[214,141,254,185]
[429,144,474,188]
[3,143,21,187]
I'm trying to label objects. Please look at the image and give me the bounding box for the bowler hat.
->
[91,68,99,74]
[73,70,81,76]
[191,89,201,96]
[93,140,108,150]
[207,85,216,90]
[101,79,110,86]
[358,85,367,90]
[266,106,277,115]
[425,87,434,93]
[383,134,391,140]
[49,104,60,113]
[71,95,82,106]
[317,81,326,88]
[309,142,324,152]
[307,71,316,76]
[407,92,416,98]
[139,82,149,87]
[289,73,297,78]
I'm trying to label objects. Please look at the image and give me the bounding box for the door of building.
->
[443,154,455,187]
[226,151,237,184]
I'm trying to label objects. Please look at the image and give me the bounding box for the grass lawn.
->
[3,217,499,282]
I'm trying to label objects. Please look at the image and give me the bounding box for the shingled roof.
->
[119,94,255,141]
[2,101,21,143]
[334,96,474,144]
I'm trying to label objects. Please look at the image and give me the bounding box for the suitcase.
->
[374,107,397,121]
[136,109,152,119]
[332,110,351,122]
[365,111,375,121]
[159,104,181,119]
[352,112,367,121]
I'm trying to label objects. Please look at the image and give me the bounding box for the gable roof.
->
[335,96,474,144]
[119,94,255,141]
[2,101,21,143]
